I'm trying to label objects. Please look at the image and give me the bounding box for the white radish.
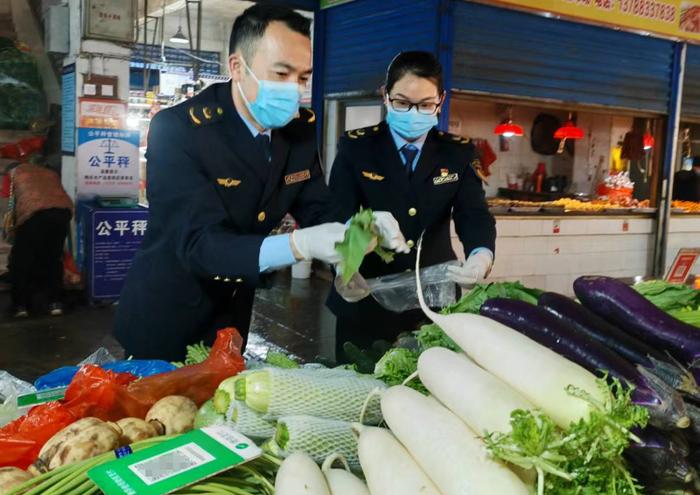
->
[321,454,370,495]
[275,452,331,495]
[415,241,603,427]
[418,346,535,434]
[353,424,441,495]
[382,385,530,495]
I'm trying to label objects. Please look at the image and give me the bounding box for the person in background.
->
[327,51,496,362]
[114,5,407,361]
[674,156,700,202]
[4,159,72,317]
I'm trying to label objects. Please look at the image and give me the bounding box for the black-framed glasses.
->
[388,97,442,115]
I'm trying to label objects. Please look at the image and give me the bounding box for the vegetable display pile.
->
[12,231,700,495]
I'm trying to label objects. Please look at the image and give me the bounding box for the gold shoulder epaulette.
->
[437,130,471,144]
[188,104,224,127]
[297,107,316,123]
[346,124,381,140]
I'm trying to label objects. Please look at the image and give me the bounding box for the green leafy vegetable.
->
[172,342,211,367]
[373,348,427,394]
[485,377,649,495]
[634,280,700,312]
[265,351,300,369]
[668,307,700,327]
[335,208,394,284]
[415,323,461,352]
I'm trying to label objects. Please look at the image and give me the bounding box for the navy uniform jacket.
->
[327,122,496,329]
[115,82,341,361]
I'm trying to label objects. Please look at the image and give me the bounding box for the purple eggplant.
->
[628,427,695,485]
[538,292,700,398]
[480,298,689,429]
[573,276,700,366]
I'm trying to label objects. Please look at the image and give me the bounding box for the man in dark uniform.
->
[114,5,408,361]
[327,51,496,358]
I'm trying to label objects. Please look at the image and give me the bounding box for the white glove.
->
[291,223,347,264]
[447,250,494,287]
[373,211,410,254]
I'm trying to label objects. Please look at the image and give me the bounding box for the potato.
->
[48,421,122,470]
[0,467,32,495]
[146,396,198,435]
[33,417,105,473]
[116,417,162,445]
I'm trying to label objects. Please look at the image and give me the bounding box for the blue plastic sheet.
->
[34,360,176,390]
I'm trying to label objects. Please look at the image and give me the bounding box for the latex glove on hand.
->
[372,211,410,254]
[447,250,494,288]
[290,222,347,264]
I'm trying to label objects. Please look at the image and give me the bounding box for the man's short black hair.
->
[385,51,444,95]
[229,4,311,58]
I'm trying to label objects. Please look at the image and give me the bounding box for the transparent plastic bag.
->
[0,371,35,428]
[78,347,118,366]
[367,261,459,313]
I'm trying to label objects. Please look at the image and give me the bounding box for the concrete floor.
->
[0,269,337,383]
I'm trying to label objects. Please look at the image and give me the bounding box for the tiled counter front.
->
[666,216,700,275]
[451,216,655,296]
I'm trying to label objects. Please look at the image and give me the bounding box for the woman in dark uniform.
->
[327,51,497,362]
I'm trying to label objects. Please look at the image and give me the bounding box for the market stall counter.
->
[451,212,656,296]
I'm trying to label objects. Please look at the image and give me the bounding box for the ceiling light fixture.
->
[554,112,584,140]
[494,107,524,137]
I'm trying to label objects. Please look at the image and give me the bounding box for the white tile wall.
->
[452,216,655,295]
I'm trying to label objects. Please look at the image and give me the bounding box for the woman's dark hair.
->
[385,51,444,95]
[229,5,311,58]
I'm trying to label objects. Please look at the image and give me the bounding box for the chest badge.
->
[433,171,459,185]
[217,177,241,188]
[362,171,385,181]
[284,169,311,185]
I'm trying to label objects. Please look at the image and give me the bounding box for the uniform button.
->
[235,278,243,283]
[223,277,231,282]
[258,211,266,222]
[214,276,221,281]
[408,207,417,217]
[407,240,415,249]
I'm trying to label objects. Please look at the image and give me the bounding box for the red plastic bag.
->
[63,366,142,421]
[64,328,245,421]
[126,327,245,408]
[0,402,77,469]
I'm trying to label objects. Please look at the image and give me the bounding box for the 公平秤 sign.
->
[77,128,139,199]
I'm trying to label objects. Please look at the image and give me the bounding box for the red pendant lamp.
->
[554,113,584,140]
[494,107,524,138]
[643,120,654,150]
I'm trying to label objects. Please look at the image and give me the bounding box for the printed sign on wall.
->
[77,128,139,199]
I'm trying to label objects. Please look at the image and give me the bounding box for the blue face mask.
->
[386,106,438,140]
[237,59,301,129]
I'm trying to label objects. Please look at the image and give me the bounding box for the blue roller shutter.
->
[323,0,440,96]
[683,44,700,120]
[452,1,674,113]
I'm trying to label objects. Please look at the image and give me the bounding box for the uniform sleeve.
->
[288,138,345,227]
[328,137,363,222]
[452,147,497,255]
[145,110,265,285]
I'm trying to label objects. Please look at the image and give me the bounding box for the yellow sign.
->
[496,0,700,41]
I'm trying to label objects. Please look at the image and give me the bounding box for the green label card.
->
[88,426,261,495]
[17,387,67,408]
